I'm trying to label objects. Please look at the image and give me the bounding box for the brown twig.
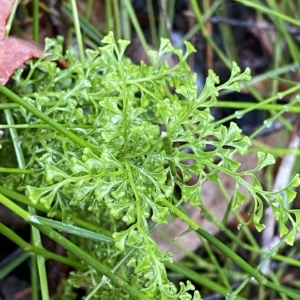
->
[183,12,300,35]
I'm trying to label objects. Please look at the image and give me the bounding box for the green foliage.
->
[1,32,299,299]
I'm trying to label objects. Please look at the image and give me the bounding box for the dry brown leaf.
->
[0,37,43,84]
[0,1,43,85]
[0,0,14,40]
